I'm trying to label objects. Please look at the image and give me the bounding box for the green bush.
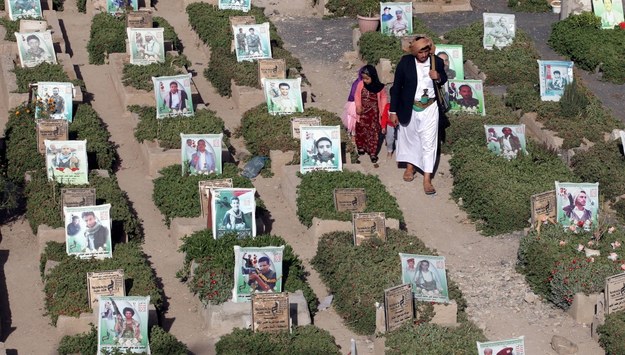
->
[444,22,540,85]
[152,164,259,226]
[215,326,340,354]
[13,63,71,93]
[614,199,625,224]
[130,105,227,150]
[77,0,86,12]
[26,169,142,240]
[385,322,487,355]
[122,54,190,91]
[153,16,182,52]
[598,311,625,355]
[504,81,542,113]
[70,104,118,172]
[178,233,318,315]
[311,230,467,335]
[571,141,625,201]
[42,241,162,325]
[559,82,589,118]
[518,224,625,310]
[187,3,304,96]
[549,12,625,84]
[87,13,126,65]
[450,142,576,235]
[296,170,403,228]
[0,18,19,41]
[507,0,550,12]
[58,325,188,354]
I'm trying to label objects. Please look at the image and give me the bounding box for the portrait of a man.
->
[98,296,149,353]
[180,134,223,176]
[300,126,342,173]
[234,246,284,302]
[8,0,42,20]
[212,188,256,239]
[556,182,599,232]
[547,70,567,92]
[81,211,109,251]
[154,74,195,118]
[16,31,56,68]
[64,204,112,258]
[263,78,303,115]
[233,23,272,62]
[128,28,164,65]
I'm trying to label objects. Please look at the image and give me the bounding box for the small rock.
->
[585,248,600,257]
[524,292,538,304]
[318,295,333,311]
[551,335,579,354]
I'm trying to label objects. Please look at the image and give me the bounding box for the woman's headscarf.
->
[347,66,366,102]
[361,65,385,94]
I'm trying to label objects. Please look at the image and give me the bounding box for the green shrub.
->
[178,233,318,315]
[152,164,259,226]
[0,18,19,41]
[42,241,161,325]
[614,199,625,224]
[571,141,625,201]
[559,82,589,118]
[324,0,378,17]
[215,326,340,354]
[77,0,86,12]
[311,230,466,335]
[153,16,182,52]
[87,13,126,65]
[13,63,71,93]
[122,54,190,91]
[507,0,550,12]
[450,142,576,235]
[296,170,403,228]
[386,322,487,354]
[187,3,303,96]
[518,224,624,310]
[598,311,625,355]
[58,325,188,354]
[444,22,540,85]
[549,12,625,84]
[504,81,542,113]
[26,170,142,240]
[70,104,118,171]
[130,105,228,150]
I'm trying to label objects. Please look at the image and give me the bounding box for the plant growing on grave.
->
[177,233,318,315]
[517,224,625,310]
[151,164,261,226]
[41,241,162,325]
[571,141,625,201]
[12,63,73,93]
[122,53,190,91]
[598,310,625,355]
[296,170,403,228]
[385,321,487,354]
[549,12,625,84]
[87,13,127,65]
[130,105,228,149]
[504,81,542,113]
[444,22,540,85]
[449,142,577,235]
[26,169,142,240]
[559,82,590,118]
[324,0,377,17]
[70,104,118,172]
[77,0,86,12]
[153,16,183,52]
[239,104,358,173]
[215,326,341,354]
[507,0,551,12]
[0,18,20,41]
[311,230,467,335]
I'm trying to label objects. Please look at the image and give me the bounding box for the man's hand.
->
[381,128,386,135]
[389,113,399,126]
[429,69,440,81]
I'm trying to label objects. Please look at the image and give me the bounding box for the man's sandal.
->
[403,167,415,182]
[423,183,437,195]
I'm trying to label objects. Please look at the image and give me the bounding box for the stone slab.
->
[0,55,29,109]
[430,300,458,326]
[520,112,564,150]
[279,164,301,212]
[43,10,66,54]
[269,150,295,170]
[108,53,154,108]
[139,140,181,178]
[412,0,472,13]
[231,79,265,113]
[169,216,206,248]
[567,292,600,324]
[198,289,311,336]
[56,312,93,336]
[37,225,65,255]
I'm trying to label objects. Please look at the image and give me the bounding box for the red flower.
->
[70,168,79,172]
[210,280,217,285]
[577,220,584,227]
[619,22,625,30]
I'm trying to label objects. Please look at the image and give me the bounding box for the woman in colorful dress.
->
[354,65,387,164]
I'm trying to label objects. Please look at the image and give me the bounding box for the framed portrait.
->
[64,203,112,259]
[233,23,272,62]
[15,30,56,68]
[435,44,464,80]
[127,27,165,65]
[233,245,284,302]
[447,79,486,116]
[262,78,304,115]
[399,253,449,303]
[219,0,251,12]
[484,124,528,160]
[299,125,342,174]
[380,2,413,37]
[212,188,257,240]
[538,60,574,102]
[555,182,599,232]
[153,74,194,119]
[7,0,42,20]
[483,13,516,50]
[180,133,223,176]
[592,0,625,29]
[106,0,138,14]
[87,269,125,311]
[477,336,526,355]
[37,119,68,154]
[45,139,88,184]
[35,82,75,122]
[97,296,150,354]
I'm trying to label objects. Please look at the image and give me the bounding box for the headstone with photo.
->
[87,269,125,311]
[291,117,321,139]
[233,23,272,62]
[45,140,89,185]
[384,283,414,332]
[251,292,290,333]
[334,188,367,212]
[555,181,599,232]
[97,295,149,354]
[154,74,195,119]
[199,179,234,229]
[127,27,165,65]
[258,59,286,86]
[7,0,43,20]
[380,2,413,37]
[538,60,574,102]
[300,125,343,173]
[212,188,257,239]
[64,204,112,259]
[530,190,557,226]
[352,212,386,246]
[399,253,450,303]
[484,124,528,160]
[605,272,625,314]
[15,30,57,68]
[181,133,223,176]
[482,13,516,50]
[233,245,284,302]
[37,120,68,154]
[262,78,304,115]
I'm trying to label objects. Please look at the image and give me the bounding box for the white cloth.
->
[396,58,439,173]
[170,92,181,109]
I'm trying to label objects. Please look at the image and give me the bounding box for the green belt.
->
[412,98,436,112]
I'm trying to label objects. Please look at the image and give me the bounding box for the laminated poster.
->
[45,139,88,184]
[64,204,112,259]
[380,2,413,37]
[233,245,284,302]
[233,23,272,62]
[15,30,56,68]
[212,188,256,239]
[181,133,223,176]
[447,79,486,116]
[399,253,449,303]
[484,124,528,160]
[483,13,516,50]
[153,74,194,119]
[538,60,574,102]
[262,78,304,115]
[35,82,74,121]
[299,125,342,173]
[97,295,150,354]
[555,181,599,232]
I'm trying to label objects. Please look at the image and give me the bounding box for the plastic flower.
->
[577,244,585,252]
[559,240,567,246]
[612,241,622,249]
[608,252,619,261]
